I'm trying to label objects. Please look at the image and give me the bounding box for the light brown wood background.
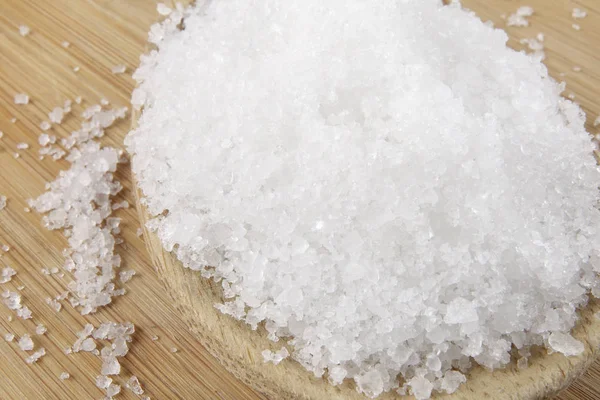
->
[0,0,598,399]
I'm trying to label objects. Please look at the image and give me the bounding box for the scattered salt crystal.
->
[36,324,47,335]
[14,93,30,105]
[261,347,289,365]
[96,375,112,389]
[38,133,52,146]
[16,306,32,319]
[48,107,65,124]
[594,116,600,127]
[573,66,582,72]
[112,200,129,210]
[0,131,3,139]
[59,372,70,380]
[61,41,70,48]
[50,267,59,274]
[7,316,12,322]
[75,96,83,104]
[0,266,16,283]
[157,3,173,16]
[101,356,121,375]
[4,333,14,341]
[507,6,534,27]
[81,337,97,352]
[119,270,136,283]
[548,332,584,356]
[170,347,178,353]
[136,228,143,237]
[572,8,587,19]
[0,196,6,211]
[111,65,127,74]
[572,23,581,31]
[40,121,51,131]
[25,347,45,364]
[46,298,62,312]
[1,245,10,252]
[13,153,20,159]
[4,291,21,310]
[73,66,80,72]
[10,118,17,123]
[19,25,31,36]
[106,383,121,398]
[23,207,30,213]
[126,376,144,395]
[18,334,34,351]
[151,335,159,341]
[16,143,29,150]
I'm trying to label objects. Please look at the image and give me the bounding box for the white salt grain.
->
[25,347,46,364]
[0,196,6,211]
[73,66,80,72]
[572,23,581,31]
[4,333,15,342]
[40,121,51,131]
[507,6,534,27]
[573,66,582,72]
[126,376,144,395]
[111,65,127,74]
[16,143,29,150]
[19,25,31,36]
[0,266,16,283]
[157,3,173,16]
[119,270,135,283]
[572,8,587,19]
[14,93,30,105]
[36,324,47,335]
[16,306,32,320]
[59,372,70,380]
[128,2,600,398]
[594,116,600,127]
[96,375,112,389]
[548,332,584,356]
[18,334,34,351]
[48,107,65,124]
[62,41,71,48]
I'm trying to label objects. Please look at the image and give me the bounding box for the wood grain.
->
[0,0,599,399]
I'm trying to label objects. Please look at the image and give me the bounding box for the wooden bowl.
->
[131,111,600,399]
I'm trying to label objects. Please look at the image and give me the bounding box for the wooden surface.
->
[0,1,599,399]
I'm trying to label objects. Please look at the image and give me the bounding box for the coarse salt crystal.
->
[572,23,581,31]
[0,196,6,211]
[18,334,34,351]
[25,348,46,364]
[4,333,15,342]
[14,93,30,105]
[0,266,16,283]
[19,25,31,36]
[59,372,70,380]
[36,324,47,335]
[572,8,587,19]
[111,65,127,74]
[507,6,534,27]
[157,3,173,16]
[16,143,29,150]
[126,376,144,395]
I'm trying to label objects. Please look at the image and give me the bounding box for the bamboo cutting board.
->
[1,1,600,399]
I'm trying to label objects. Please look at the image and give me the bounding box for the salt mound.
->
[127,1,600,398]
